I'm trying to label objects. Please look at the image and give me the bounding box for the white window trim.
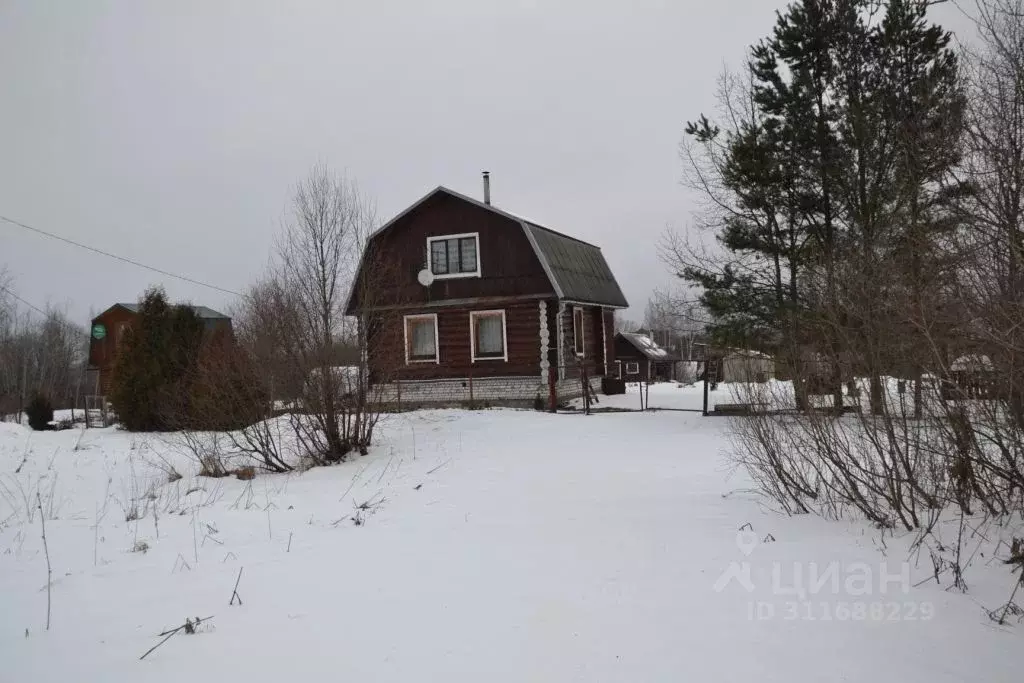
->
[573,306,585,357]
[626,361,640,374]
[426,232,481,280]
[557,303,565,381]
[601,307,608,375]
[469,309,508,362]
[403,313,439,364]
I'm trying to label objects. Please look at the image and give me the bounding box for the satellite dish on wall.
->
[417,269,435,287]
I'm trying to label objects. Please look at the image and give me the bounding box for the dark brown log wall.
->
[553,304,608,379]
[614,336,653,382]
[368,300,543,381]
[88,307,138,392]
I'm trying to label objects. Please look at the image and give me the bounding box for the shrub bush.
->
[26,393,54,431]
[186,335,269,431]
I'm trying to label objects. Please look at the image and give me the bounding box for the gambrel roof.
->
[346,186,628,312]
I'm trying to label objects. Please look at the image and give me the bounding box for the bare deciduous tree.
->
[174,165,395,473]
[274,165,377,462]
[0,271,87,421]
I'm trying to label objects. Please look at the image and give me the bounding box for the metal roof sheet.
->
[517,221,628,308]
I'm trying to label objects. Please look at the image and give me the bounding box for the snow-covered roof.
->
[951,354,993,372]
[619,332,674,361]
[725,349,773,360]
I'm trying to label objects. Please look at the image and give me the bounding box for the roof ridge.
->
[436,185,599,249]
[109,302,228,318]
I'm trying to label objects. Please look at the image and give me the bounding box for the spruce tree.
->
[109,288,204,431]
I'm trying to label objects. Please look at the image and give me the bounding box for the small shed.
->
[614,332,679,382]
[721,349,774,383]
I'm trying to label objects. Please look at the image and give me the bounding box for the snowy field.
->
[1,383,1021,682]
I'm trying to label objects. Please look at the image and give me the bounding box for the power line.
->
[0,284,87,332]
[0,213,243,297]
[0,283,47,317]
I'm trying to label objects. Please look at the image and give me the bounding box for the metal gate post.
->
[702,368,710,416]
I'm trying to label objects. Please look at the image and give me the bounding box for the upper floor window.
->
[427,233,480,279]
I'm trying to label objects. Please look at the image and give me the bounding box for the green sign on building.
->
[92,323,106,340]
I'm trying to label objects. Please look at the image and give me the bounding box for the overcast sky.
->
[0,1,972,326]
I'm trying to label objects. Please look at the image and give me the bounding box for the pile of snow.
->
[0,404,1020,681]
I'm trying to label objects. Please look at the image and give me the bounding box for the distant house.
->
[345,181,628,406]
[721,349,774,384]
[86,303,232,395]
[614,332,680,382]
[635,327,708,363]
[945,354,996,399]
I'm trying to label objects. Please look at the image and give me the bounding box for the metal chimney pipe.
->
[482,171,491,205]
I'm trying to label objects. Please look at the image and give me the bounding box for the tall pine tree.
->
[679,0,962,412]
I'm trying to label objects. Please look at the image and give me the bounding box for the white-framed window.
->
[573,306,585,356]
[470,310,507,362]
[626,361,640,374]
[404,314,439,364]
[427,232,480,279]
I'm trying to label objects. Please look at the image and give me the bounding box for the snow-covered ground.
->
[1,384,1021,682]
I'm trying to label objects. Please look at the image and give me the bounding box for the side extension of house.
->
[614,332,680,383]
